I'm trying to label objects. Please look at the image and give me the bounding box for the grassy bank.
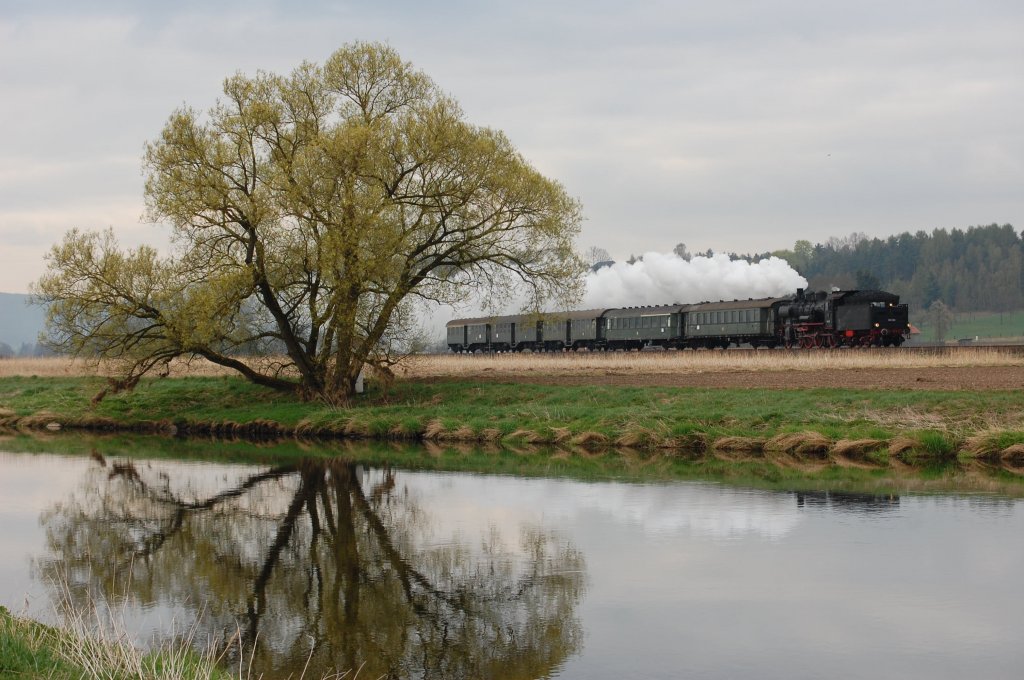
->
[2,375,1024,464]
[0,606,232,680]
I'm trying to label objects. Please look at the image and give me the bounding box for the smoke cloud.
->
[582,252,807,308]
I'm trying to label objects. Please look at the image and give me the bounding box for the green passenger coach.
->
[603,305,685,350]
[683,298,788,349]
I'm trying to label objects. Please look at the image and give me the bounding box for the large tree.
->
[36,42,584,401]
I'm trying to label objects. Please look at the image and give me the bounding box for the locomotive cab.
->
[833,290,909,346]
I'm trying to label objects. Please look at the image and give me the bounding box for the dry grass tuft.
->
[479,427,502,442]
[888,436,920,455]
[342,419,369,437]
[550,427,572,443]
[711,436,765,453]
[765,431,832,455]
[422,419,446,440]
[1000,443,1024,462]
[831,438,887,458]
[388,423,412,439]
[963,432,1003,458]
[446,425,477,441]
[571,431,609,448]
[615,428,656,448]
[506,429,541,443]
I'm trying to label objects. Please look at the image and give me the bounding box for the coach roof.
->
[683,296,790,312]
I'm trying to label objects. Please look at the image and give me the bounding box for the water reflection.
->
[37,456,586,679]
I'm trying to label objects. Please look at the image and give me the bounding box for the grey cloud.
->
[1,1,1022,290]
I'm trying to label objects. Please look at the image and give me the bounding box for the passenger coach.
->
[683,298,788,349]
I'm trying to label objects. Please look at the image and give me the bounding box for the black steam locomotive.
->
[446,288,910,352]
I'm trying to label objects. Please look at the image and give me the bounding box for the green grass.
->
[0,608,79,679]
[2,375,1024,461]
[915,308,1024,341]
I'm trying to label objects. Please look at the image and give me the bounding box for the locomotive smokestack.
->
[797,288,804,299]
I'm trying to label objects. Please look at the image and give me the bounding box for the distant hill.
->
[0,293,47,350]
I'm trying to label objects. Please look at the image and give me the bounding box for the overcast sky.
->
[2,0,1022,293]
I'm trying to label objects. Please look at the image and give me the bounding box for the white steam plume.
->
[582,252,808,308]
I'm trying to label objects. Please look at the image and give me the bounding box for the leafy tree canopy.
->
[35,42,585,401]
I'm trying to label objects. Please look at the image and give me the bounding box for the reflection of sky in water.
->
[372,470,1024,679]
[2,450,1024,679]
[400,473,803,541]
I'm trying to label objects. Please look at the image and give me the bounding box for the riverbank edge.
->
[4,413,1022,465]
[2,376,1024,465]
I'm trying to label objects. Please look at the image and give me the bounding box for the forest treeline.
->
[765,223,1022,313]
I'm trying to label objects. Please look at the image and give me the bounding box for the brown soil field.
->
[412,364,1024,390]
[401,347,1024,391]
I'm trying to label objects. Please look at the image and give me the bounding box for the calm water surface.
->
[1,445,1022,679]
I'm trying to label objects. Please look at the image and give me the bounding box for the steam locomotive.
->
[446,288,910,352]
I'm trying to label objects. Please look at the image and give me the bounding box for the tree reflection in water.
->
[38,456,586,679]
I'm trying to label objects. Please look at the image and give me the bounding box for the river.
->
[1,437,1022,679]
